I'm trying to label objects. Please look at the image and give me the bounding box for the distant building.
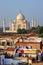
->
[3,13,30,33]
[32,18,37,28]
[16,37,42,50]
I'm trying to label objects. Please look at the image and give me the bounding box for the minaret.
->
[32,18,37,28]
[9,18,12,31]
[3,19,5,32]
[32,19,34,27]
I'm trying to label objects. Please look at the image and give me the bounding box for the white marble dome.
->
[16,13,25,20]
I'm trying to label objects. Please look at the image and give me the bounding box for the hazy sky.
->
[0,0,43,27]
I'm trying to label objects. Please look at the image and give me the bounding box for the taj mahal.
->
[3,13,30,33]
[3,13,37,33]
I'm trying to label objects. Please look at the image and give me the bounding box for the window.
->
[7,41,10,46]
[2,42,5,46]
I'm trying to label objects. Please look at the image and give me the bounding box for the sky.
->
[0,0,43,27]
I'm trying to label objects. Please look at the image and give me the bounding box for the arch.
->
[18,24,21,29]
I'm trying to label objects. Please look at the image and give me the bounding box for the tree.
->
[39,33,43,37]
[22,29,27,34]
[36,26,43,34]
[17,29,22,34]
[17,29,27,34]
[36,26,43,37]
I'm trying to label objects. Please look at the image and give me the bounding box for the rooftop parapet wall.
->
[16,42,41,50]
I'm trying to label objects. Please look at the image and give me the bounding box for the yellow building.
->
[3,13,30,33]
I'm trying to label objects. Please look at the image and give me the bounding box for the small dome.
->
[16,13,25,20]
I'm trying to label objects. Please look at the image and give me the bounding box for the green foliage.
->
[36,26,43,34]
[22,29,27,34]
[36,26,43,37]
[17,28,28,34]
[17,26,43,37]
[38,33,43,37]
[17,29,22,34]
